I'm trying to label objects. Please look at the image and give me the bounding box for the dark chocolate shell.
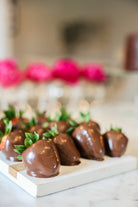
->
[72,124,105,160]
[2,130,26,161]
[22,140,60,178]
[53,133,80,166]
[103,130,128,157]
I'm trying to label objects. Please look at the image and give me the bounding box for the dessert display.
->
[103,126,128,157]
[0,106,129,178]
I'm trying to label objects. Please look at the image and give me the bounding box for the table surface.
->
[0,104,138,207]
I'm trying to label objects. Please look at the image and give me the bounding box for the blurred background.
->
[0,0,138,118]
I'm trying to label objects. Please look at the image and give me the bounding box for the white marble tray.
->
[0,152,137,197]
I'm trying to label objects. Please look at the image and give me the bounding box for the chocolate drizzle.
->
[103,130,128,157]
[2,130,26,162]
[22,140,60,178]
[53,133,80,166]
[72,124,105,160]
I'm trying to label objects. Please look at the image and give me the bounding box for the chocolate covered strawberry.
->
[53,133,80,166]
[15,132,60,178]
[103,126,128,157]
[0,119,25,161]
[43,124,80,166]
[72,123,105,160]
[48,108,70,133]
[3,105,29,131]
[80,112,101,132]
[29,125,46,139]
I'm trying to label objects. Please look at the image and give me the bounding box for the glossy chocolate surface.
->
[2,130,26,161]
[12,118,29,131]
[103,130,128,157]
[48,121,69,133]
[0,120,5,133]
[29,125,46,139]
[53,133,80,166]
[22,140,60,178]
[86,120,101,132]
[72,124,105,160]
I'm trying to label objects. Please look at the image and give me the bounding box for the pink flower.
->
[53,59,80,84]
[82,63,107,83]
[0,58,24,87]
[25,63,52,82]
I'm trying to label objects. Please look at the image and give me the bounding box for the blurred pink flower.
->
[53,59,80,84]
[0,58,24,87]
[25,63,52,82]
[82,63,107,83]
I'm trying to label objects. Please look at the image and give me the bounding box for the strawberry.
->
[0,119,12,151]
[0,136,7,150]
[11,118,19,125]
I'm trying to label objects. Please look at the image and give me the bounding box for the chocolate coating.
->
[2,130,26,161]
[53,133,80,166]
[37,115,48,125]
[48,121,69,133]
[0,120,5,133]
[72,124,105,160]
[82,120,100,132]
[29,125,46,139]
[103,130,128,157]
[12,118,29,131]
[22,140,60,178]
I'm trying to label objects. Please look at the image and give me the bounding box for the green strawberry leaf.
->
[3,105,16,120]
[43,122,49,128]
[43,132,53,138]
[110,125,122,132]
[23,117,37,130]
[55,114,60,121]
[25,138,33,148]
[0,131,4,139]
[19,110,25,118]
[54,108,70,121]
[14,145,26,154]
[34,131,39,142]
[69,120,79,127]
[3,119,12,135]
[66,127,74,135]
[48,116,52,122]
[43,124,58,139]
[17,155,22,161]
[80,112,90,123]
